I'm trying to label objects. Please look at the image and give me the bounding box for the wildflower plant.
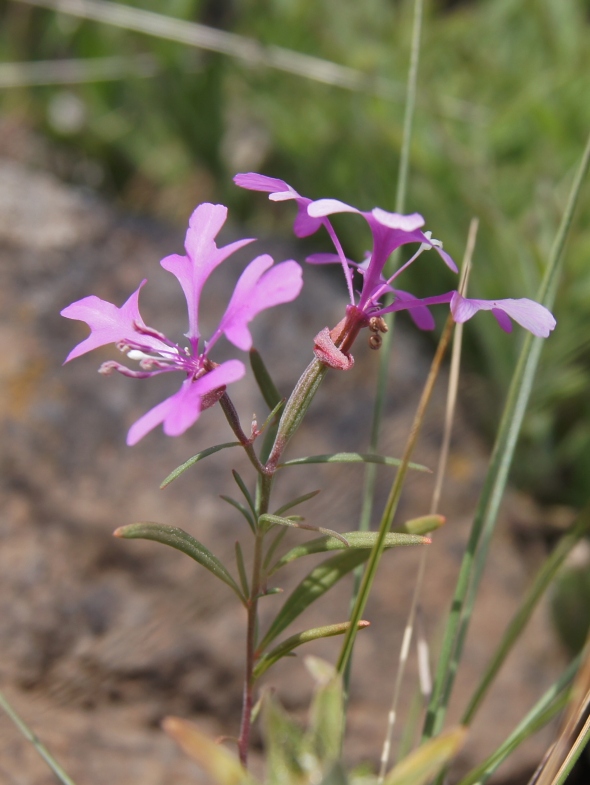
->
[56,164,563,779]
[4,3,590,785]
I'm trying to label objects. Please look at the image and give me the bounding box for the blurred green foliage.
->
[1,0,589,504]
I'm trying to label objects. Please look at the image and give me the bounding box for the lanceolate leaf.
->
[163,717,257,785]
[279,452,429,472]
[114,523,244,602]
[269,531,429,576]
[220,495,256,532]
[259,514,350,546]
[274,490,321,516]
[253,622,370,679]
[250,347,283,410]
[258,541,426,653]
[383,727,467,785]
[160,442,240,488]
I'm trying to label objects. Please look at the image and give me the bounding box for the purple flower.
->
[235,173,456,325]
[61,202,303,445]
[236,173,556,346]
[450,292,556,338]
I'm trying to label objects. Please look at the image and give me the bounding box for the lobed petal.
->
[451,292,556,337]
[233,172,294,195]
[371,207,425,232]
[307,198,361,218]
[215,255,303,351]
[389,289,436,331]
[126,360,245,445]
[60,281,168,363]
[161,203,254,342]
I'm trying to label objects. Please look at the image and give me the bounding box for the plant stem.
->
[238,527,265,767]
[0,689,78,785]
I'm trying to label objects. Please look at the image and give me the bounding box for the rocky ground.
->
[0,146,575,784]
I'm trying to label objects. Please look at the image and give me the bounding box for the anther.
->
[368,333,382,350]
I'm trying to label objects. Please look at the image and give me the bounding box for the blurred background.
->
[1,0,589,506]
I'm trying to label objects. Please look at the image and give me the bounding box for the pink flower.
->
[62,203,303,444]
[235,173,556,342]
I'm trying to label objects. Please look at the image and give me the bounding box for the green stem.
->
[237,530,264,767]
[0,689,78,785]
[219,392,270,476]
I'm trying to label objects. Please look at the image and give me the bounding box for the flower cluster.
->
[234,173,556,368]
[61,203,302,444]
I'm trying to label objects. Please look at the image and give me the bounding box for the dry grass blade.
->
[378,218,478,781]
[529,639,590,785]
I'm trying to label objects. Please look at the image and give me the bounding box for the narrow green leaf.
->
[456,693,573,785]
[462,506,590,726]
[163,717,257,785]
[235,541,249,598]
[306,660,345,764]
[232,470,256,517]
[262,527,289,572]
[253,622,369,679]
[114,523,244,601]
[280,452,429,472]
[250,347,282,410]
[160,442,240,488]
[259,514,350,546]
[220,495,256,533]
[269,531,429,576]
[383,727,467,785]
[258,544,424,653]
[262,692,307,783]
[274,490,322,517]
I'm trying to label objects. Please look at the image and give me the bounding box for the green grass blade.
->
[462,506,590,726]
[114,522,244,602]
[279,452,429,472]
[455,654,581,785]
[423,130,590,743]
[0,689,78,785]
[160,442,240,488]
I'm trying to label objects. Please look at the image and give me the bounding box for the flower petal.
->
[307,198,361,218]
[389,289,436,331]
[233,172,295,196]
[215,255,303,351]
[60,281,168,362]
[451,292,556,337]
[160,203,255,342]
[126,360,245,445]
[371,207,425,232]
